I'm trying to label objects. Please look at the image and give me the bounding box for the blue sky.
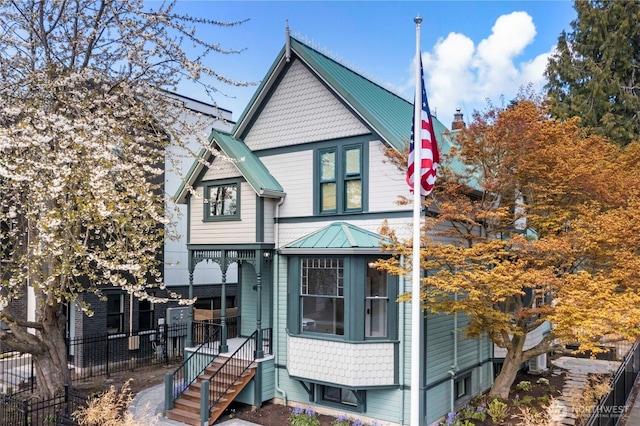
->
[166,0,576,126]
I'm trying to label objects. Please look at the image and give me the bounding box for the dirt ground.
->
[72,361,180,398]
[72,361,567,426]
[71,362,310,425]
[217,401,336,425]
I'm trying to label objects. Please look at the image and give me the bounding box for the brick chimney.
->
[451,108,465,130]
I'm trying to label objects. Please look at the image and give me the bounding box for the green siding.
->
[241,267,257,336]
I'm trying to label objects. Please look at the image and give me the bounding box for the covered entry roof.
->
[280,222,388,255]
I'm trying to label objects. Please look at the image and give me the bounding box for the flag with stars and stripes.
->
[406,58,439,196]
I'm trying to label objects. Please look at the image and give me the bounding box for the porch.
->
[165,329,274,425]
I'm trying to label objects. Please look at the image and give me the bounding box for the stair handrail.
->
[208,330,258,414]
[170,322,222,403]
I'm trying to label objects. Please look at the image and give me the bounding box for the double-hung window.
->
[106,293,124,334]
[138,299,155,331]
[318,145,362,214]
[204,180,240,221]
[300,258,344,336]
[365,264,388,338]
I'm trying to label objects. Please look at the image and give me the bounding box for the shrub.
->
[289,406,321,426]
[73,379,156,426]
[487,398,509,423]
[515,406,549,426]
[331,414,351,426]
[537,394,550,405]
[516,380,533,392]
[470,403,488,421]
[536,377,550,387]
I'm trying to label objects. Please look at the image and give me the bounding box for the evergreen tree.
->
[545,0,640,146]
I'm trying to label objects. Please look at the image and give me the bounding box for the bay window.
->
[293,256,396,341]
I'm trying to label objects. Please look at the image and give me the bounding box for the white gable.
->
[243,59,369,150]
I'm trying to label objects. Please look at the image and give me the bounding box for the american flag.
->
[406,58,439,196]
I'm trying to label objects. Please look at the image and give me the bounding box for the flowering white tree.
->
[0,0,249,398]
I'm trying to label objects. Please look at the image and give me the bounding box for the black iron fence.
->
[584,341,640,426]
[67,323,188,383]
[0,319,256,425]
[0,323,188,398]
[0,385,85,426]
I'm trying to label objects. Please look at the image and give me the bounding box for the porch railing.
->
[192,316,240,343]
[208,330,258,416]
[170,323,221,403]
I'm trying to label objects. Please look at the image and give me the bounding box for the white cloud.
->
[416,11,553,126]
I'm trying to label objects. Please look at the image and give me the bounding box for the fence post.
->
[164,322,168,364]
[64,384,70,418]
[107,334,111,378]
[30,355,34,393]
[23,398,29,426]
[200,379,209,426]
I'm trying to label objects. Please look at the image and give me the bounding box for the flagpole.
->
[411,15,424,426]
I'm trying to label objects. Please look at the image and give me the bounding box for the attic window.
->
[204,180,240,221]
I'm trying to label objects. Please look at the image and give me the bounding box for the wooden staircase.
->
[166,356,257,425]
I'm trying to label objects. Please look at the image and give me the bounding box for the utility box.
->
[166,306,190,337]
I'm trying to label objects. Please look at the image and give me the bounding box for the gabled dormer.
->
[175,129,284,246]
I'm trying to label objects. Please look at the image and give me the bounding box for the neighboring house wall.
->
[164,97,235,288]
[69,95,236,342]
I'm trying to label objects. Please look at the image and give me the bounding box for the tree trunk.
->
[490,332,527,400]
[33,303,71,398]
[489,352,523,399]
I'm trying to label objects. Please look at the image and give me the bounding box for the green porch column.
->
[220,251,228,353]
[255,249,264,359]
[186,254,195,347]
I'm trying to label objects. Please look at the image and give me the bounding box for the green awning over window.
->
[281,222,388,255]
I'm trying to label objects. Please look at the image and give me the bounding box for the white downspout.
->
[273,196,287,404]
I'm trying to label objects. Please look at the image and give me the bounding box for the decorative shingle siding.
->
[243,59,369,151]
[189,183,257,245]
[202,155,242,181]
[287,335,395,387]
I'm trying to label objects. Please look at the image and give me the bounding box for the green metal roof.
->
[233,36,454,156]
[173,129,284,203]
[208,129,284,197]
[177,35,467,203]
[281,222,389,254]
